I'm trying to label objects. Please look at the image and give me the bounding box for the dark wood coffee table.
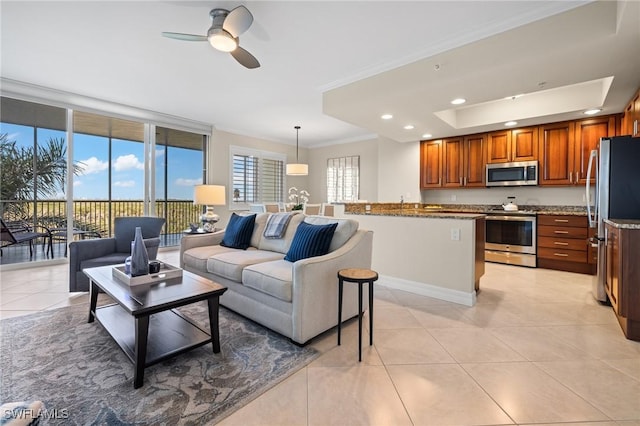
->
[84,264,227,388]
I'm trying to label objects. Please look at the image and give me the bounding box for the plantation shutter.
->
[327,156,359,203]
[230,147,285,206]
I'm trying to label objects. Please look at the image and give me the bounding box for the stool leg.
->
[358,281,363,362]
[369,280,374,346]
[337,278,343,345]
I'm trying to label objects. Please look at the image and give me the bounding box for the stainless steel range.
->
[485,210,537,267]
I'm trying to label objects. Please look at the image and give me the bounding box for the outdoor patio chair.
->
[0,219,52,259]
[68,216,165,292]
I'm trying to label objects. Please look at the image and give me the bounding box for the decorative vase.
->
[130,226,149,277]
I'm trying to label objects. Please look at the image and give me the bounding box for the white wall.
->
[377,137,421,203]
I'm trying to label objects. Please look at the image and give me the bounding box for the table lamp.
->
[194,184,226,232]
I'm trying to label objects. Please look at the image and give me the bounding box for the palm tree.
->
[0,133,82,218]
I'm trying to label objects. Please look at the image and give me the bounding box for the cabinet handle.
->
[554,219,569,223]
[439,177,441,186]
[569,172,573,183]
[554,230,569,234]
[553,253,569,257]
[460,177,463,185]
[553,241,569,245]
[464,177,467,185]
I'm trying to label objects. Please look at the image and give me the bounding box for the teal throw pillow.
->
[284,221,338,262]
[221,213,256,250]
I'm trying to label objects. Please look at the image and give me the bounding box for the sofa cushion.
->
[221,213,256,250]
[258,213,304,254]
[249,213,269,248]
[303,216,359,252]
[284,221,338,262]
[207,249,284,282]
[242,260,293,302]
[183,245,236,272]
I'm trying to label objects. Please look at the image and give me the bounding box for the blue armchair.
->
[69,216,166,292]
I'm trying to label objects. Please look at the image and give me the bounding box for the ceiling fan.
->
[162,5,260,69]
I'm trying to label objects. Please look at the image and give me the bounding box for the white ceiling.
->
[1,1,639,147]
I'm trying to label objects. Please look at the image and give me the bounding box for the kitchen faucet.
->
[400,195,404,209]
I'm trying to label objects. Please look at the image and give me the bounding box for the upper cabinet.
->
[420,139,442,189]
[420,114,618,189]
[538,121,575,186]
[574,115,617,184]
[621,88,640,137]
[435,134,486,189]
[487,127,538,164]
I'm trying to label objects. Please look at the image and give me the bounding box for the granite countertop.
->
[604,219,640,229]
[353,210,486,220]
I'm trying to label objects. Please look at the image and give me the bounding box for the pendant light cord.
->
[295,125,301,162]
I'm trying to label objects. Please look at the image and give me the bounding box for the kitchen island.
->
[335,204,485,306]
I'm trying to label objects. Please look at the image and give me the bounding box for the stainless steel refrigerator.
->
[586,135,640,302]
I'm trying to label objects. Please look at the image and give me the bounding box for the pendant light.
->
[286,125,308,176]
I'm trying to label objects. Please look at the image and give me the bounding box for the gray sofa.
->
[180,213,373,344]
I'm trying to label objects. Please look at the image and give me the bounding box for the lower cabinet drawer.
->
[538,247,587,263]
[538,225,588,239]
[538,236,587,251]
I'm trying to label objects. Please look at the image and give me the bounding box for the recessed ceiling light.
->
[505,121,518,127]
[451,98,466,105]
[381,114,393,120]
[422,133,432,138]
[505,94,524,100]
[404,125,415,130]
[584,108,602,115]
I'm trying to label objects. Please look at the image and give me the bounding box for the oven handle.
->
[486,215,536,222]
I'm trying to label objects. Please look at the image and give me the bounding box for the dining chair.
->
[264,203,280,213]
[321,203,335,217]
[249,204,267,213]
[303,203,322,215]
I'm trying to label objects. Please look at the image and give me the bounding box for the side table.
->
[337,268,378,361]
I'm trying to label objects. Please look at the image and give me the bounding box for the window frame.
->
[229,145,286,210]
[327,155,360,203]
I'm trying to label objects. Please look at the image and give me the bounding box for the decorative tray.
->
[112,262,183,286]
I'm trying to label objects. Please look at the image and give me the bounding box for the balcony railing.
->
[1,199,202,250]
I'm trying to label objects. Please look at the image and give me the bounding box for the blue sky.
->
[1,122,203,200]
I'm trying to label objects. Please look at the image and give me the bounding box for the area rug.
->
[1,301,319,425]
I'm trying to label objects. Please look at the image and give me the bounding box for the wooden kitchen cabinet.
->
[604,222,640,341]
[422,134,486,189]
[420,140,442,188]
[441,134,486,188]
[621,88,640,137]
[574,115,617,184]
[537,214,595,274]
[486,127,537,164]
[538,122,575,185]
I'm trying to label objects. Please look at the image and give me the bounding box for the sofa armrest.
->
[179,229,225,268]
[290,229,374,343]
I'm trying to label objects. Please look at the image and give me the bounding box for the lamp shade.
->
[286,163,309,176]
[194,184,226,205]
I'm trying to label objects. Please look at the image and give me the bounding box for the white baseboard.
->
[377,275,477,307]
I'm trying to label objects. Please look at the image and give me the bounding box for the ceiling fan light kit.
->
[162,5,260,69]
[287,125,309,176]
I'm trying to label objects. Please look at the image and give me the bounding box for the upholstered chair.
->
[68,216,166,292]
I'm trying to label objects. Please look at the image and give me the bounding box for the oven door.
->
[485,215,536,254]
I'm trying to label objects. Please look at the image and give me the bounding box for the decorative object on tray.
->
[288,186,310,211]
[130,226,149,276]
[112,262,183,286]
[194,184,226,232]
[183,228,212,234]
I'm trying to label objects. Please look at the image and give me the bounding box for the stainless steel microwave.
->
[486,161,538,187]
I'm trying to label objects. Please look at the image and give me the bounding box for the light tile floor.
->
[1,251,639,425]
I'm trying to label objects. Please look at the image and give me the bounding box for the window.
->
[327,155,360,203]
[230,146,285,208]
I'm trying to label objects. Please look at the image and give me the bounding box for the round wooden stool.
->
[337,268,378,361]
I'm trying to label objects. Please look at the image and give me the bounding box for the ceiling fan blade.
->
[223,5,253,38]
[161,32,207,42]
[230,46,260,69]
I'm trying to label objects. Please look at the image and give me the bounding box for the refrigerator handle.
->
[586,149,598,228]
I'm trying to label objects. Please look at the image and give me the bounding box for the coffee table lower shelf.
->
[94,304,212,367]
